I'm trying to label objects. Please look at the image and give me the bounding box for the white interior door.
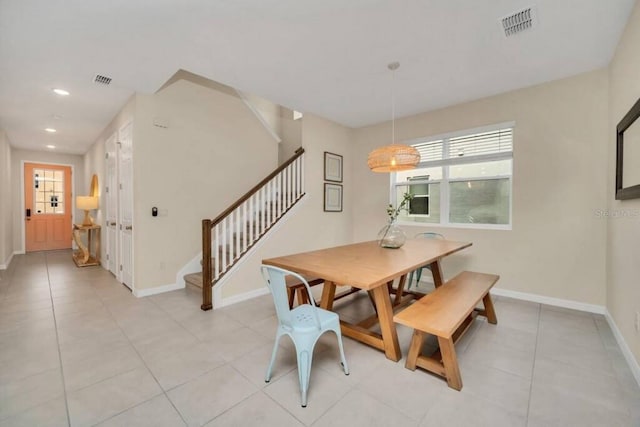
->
[118,121,134,289]
[105,132,118,277]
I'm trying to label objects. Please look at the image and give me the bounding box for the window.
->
[392,123,513,228]
[33,168,65,214]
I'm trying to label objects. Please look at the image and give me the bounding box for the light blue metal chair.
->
[262,265,349,407]
[408,232,445,289]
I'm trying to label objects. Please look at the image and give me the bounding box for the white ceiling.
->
[0,0,636,154]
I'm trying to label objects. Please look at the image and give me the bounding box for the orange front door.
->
[24,163,72,252]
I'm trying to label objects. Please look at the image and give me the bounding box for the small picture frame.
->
[324,152,343,182]
[324,183,343,212]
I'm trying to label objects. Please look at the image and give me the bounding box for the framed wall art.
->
[616,96,640,200]
[324,152,343,183]
[324,183,343,212]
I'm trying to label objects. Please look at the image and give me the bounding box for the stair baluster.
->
[196,148,306,310]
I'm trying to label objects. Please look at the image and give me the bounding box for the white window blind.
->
[448,128,513,158]
[412,140,444,163]
[411,126,513,167]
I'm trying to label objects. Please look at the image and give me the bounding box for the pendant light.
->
[367,62,420,173]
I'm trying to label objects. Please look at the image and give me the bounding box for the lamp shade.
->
[76,196,98,210]
[367,144,420,172]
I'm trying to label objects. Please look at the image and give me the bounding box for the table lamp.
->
[76,196,98,226]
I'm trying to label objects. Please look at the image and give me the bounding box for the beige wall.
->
[220,113,354,300]
[132,79,278,291]
[279,109,303,164]
[11,148,84,252]
[607,0,640,364]
[352,69,609,306]
[0,129,13,267]
[241,92,283,141]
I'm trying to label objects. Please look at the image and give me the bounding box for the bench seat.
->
[393,271,499,390]
[285,274,324,308]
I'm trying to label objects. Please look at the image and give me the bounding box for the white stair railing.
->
[200,148,305,310]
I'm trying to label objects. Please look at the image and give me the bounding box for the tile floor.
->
[0,250,639,426]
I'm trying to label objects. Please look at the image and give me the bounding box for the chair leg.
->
[265,333,282,383]
[297,349,312,407]
[333,328,349,375]
[416,268,423,285]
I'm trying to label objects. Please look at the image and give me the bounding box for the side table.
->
[72,223,101,267]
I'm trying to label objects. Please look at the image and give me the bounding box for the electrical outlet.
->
[159,262,165,271]
[635,311,640,333]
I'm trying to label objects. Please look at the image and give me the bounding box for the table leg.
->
[430,260,444,288]
[88,232,92,261]
[371,285,401,361]
[393,274,407,305]
[320,280,337,311]
[73,228,89,264]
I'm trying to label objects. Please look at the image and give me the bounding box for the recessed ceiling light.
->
[44,128,57,133]
[53,88,70,96]
[46,145,56,149]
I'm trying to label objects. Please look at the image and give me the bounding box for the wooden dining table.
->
[262,238,472,361]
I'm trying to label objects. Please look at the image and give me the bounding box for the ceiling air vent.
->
[93,74,112,85]
[501,6,537,37]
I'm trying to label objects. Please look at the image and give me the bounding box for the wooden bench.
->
[285,276,369,309]
[393,271,499,390]
[285,275,325,308]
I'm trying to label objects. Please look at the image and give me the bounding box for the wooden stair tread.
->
[185,272,208,288]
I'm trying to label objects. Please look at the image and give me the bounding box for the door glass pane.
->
[449,178,510,224]
[33,168,65,214]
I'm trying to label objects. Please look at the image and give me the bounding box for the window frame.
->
[406,178,431,217]
[391,122,514,230]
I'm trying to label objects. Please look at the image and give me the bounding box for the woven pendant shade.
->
[367,62,420,173]
[367,144,420,172]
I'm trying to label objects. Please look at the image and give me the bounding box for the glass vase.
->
[377,221,406,249]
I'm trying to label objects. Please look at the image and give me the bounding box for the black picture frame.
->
[324,152,343,183]
[324,183,343,212]
[616,96,640,200]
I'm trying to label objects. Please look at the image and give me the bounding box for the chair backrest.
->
[261,265,321,330]
[415,232,445,240]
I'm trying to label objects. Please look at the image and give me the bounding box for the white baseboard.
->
[491,287,606,314]
[604,310,640,388]
[491,287,639,388]
[0,252,13,270]
[217,286,270,308]
[133,282,184,298]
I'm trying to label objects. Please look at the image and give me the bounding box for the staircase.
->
[185,148,306,310]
